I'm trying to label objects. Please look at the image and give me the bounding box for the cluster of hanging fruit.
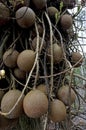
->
[0,0,84,128]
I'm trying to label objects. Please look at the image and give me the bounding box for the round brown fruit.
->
[3,49,19,68]
[17,50,35,72]
[47,6,59,17]
[47,43,63,64]
[57,85,76,106]
[32,24,43,37]
[16,7,36,28]
[0,2,10,26]
[14,68,26,80]
[71,52,83,67]
[23,89,48,118]
[1,89,24,119]
[32,36,46,50]
[37,84,47,95]
[60,14,73,30]
[49,99,66,122]
[32,0,46,9]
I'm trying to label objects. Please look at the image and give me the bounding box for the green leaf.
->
[60,1,63,13]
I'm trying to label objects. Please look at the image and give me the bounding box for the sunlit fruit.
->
[1,89,24,119]
[3,49,19,68]
[23,89,48,118]
[57,85,76,106]
[17,50,35,72]
[60,14,73,30]
[16,7,36,28]
[71,52,83,67]
[49,99,66,122]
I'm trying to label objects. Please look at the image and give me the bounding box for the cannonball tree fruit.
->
[47,6,59,17]
[60,14,73,30]
[71,52,83,67]
[47,43,63,64]
[1,89,25,119]
[23,89,48,118]
[49,99,67,122]
[17,50,35,72]
[16,7,36,28]
[32,0,47,9]
[3,49,19,68]
[57,85,76,106]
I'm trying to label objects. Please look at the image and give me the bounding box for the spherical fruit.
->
[3,49,19,68]
[1,89,24,119]
[14,68,26,80]
[47,6,59,17]
[57,85,76,106]
[0,2,10,26]
[48,43,63,63]
[17,50,35,72]
[16,7,36,28]
[32,36,46,50]
[71,52,83,67]
[49,99,66,122]
[32,0,46,9]
[37,84,47,95]
[23,89,48,118]
[32,24,43,37]
[60,14,73,30]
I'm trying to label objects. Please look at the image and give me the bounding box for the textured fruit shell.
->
[57,85,76,106]
[23,89,48,118]
[3,49,19,68]
[32,0,46,9]
[47,6,59,17]
[71,52,83,67]
[17,50,35,72]
[60,14,73,30]
[1,89,24,119]
[16,7,36,28]
[49,99,66,122]
[37,84,47,95]
[47,43,63,63]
